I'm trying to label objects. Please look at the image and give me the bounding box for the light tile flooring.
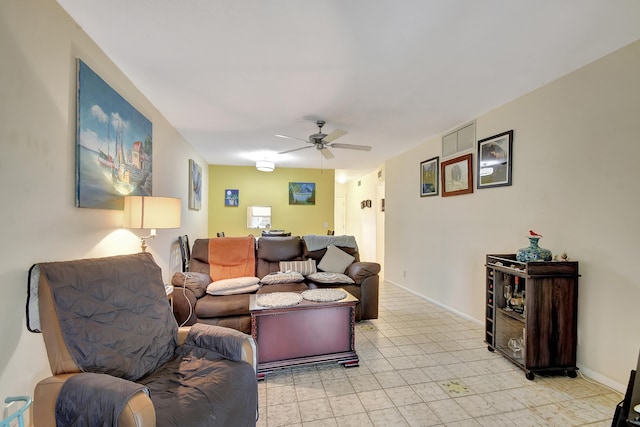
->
[256,281,622,426]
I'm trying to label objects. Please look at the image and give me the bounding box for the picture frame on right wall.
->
[441,153,473,197]
[477,130,513,189]
[420,156,439,197]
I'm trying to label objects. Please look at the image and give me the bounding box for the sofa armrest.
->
[345,261,381,284]
[33,374,155,427]
[184,324,257,373]
[172,286,197,326]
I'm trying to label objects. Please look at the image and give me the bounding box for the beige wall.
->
[0,0,208,411]
[208,165,335,237]
[385,39,640,390]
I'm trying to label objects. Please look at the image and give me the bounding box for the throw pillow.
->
[307,272,355,284]
[260,271,305,285]
[279,259,317,276]
[317,245,355,274]
[171,271,211,298]
[206,276,260,296]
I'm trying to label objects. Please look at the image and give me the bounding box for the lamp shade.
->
[256,160,275,172]
[123,196,181,229]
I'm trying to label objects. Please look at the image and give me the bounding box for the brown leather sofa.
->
[172,236,380,334]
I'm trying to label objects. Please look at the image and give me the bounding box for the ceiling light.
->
[256,160,275,172]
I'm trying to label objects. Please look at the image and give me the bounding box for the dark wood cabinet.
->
[485,254,579,380]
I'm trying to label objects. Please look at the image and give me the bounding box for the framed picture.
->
[420,156,439,197]
[225,189,239,206]
[477,130,513,189]
[289,182,315,205]
[189,159,202,210]
[441,153,473,197]
[75,59,152,209]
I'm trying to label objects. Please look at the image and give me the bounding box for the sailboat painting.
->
[75,59,152,209]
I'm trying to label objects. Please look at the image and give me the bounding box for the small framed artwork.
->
[441,153,473,197]
[477,130,513,189]
[420,156,439,197]
[189,159,202,210]
[225,189,239,206]
[289,182,315,205]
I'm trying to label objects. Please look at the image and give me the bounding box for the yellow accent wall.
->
[208,165,335,237]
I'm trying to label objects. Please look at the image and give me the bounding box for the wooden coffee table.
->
[250,289,359,379]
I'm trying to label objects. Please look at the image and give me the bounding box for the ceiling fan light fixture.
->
[256,160,275,172]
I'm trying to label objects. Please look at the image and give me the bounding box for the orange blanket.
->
[207,236,256,281]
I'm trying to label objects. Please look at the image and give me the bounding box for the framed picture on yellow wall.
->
[289,182,315,205]
[225,189,239,206]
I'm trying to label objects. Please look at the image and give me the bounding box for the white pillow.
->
[307,272,355,284]
[279,259,317,276]
[206,276,260,295]
[260,271,305,285]
[317,245,355,273]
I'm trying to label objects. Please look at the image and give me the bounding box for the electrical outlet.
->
[577,329,581,346]
[403,270,407,278]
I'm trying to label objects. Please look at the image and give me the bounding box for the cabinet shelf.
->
[497,307,525,323]
[484,253,579,380]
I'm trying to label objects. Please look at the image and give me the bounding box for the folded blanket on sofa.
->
[303,235,358,252]
[55,373,148,427]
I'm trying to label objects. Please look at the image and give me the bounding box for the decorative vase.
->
[516,236,552,262]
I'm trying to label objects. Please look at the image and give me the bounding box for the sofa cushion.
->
[317,245,355,274]
[279,259,317,276]
[172,271,211,298]
[307,272,355,284]
[257,237,302,262]
[206,277,260,295]
[260,271,305,285]
[195,294,251,318]
[257,281,309,294]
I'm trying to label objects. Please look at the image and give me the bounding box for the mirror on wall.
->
[247,206,271,229]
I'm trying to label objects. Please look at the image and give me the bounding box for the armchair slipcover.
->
[29,253,257,427]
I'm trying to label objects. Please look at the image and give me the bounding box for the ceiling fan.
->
[276,120,372,159]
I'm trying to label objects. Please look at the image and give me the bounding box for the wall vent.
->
[442,121,475,159]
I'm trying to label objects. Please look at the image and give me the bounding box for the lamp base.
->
[140,229,157,252]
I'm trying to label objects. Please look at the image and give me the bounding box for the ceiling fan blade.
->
[278,146,313,155]
[330,143,372,151]
[275,134,309,144]
[321,147,334,159]
[322,129,347,143]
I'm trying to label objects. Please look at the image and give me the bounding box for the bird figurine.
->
[529,230,543,237]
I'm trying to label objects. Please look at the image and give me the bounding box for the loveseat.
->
[172,235,380,334]
[28,252,258,427]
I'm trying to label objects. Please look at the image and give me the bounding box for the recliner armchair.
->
[29,252,258,427]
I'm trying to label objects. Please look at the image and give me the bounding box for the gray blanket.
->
[56,373,148,427]
[303,235,358,251]
[139,342,258,427]
[37,253,177,381]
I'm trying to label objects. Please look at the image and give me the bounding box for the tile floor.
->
[256,281,622,426]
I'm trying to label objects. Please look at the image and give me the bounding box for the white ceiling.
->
[57,0,640,182]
